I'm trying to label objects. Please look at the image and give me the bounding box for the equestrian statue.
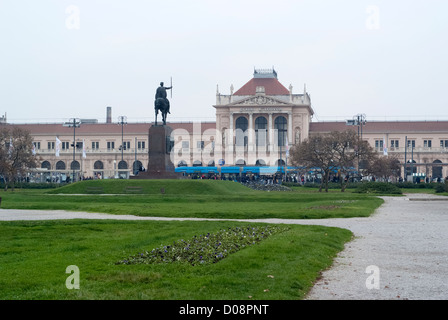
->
[154,81,172,125]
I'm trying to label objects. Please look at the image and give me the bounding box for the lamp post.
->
[118,116,127,160]
[346,114,366,180]
[63,118,81,182]
[134,137,138,175]
[118,116,127,178]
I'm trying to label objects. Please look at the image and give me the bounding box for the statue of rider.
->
[155,82,172,114]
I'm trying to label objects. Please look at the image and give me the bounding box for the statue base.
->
[131,124,182,180]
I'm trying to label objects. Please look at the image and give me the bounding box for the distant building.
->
[213,68,313,167]
[2,69,448,181]
[310,121,448,181]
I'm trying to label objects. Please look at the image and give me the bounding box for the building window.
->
[48,141,55,150]
[407,140,415,148]
[33,142,41,150]
[121,141,130,151]
[92,142,99,150]
[197,141,204,150]
[193,160,202,167]
[375,140,384,149]
[94,160,104,170]
[71,161,80,170]
[390,140,399,149]
[440,140,448,148]
[255,116,267,146]
[181,141,189,149]
[138,141,146,150]
[107,141,115,150]
[423,140,432,148]
[235,116,248,147]
[275,116,287,147]
[41,161,51,170]
[62,142,70,150]
[178,160,188,167]
[118,160,128,169]
[56,161,66,170]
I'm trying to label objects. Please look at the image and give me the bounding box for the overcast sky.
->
[0,0,447,124]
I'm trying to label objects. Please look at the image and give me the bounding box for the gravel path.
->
[1,193,447,300]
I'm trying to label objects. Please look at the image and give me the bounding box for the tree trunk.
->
[324,170,330,192]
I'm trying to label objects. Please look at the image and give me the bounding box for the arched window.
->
[133,160,143,173]
[41,161,51,170]
[193,160,202,167]
[406,160,417,175]
[433,160,443,179]
[56,161,66,170]
[276,159,285,166]
[94,160,104,170]
[235,116,248,147]
[255,116,267,146]
[236,159,246,166]
[275,116,287,147]
[118,161,128,170]
[178,160,188,167]
[255,159,266,166]
[70,161,80,170]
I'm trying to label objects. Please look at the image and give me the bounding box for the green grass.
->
[46,179,254,195]
[0,179,386,300]
[0,219,352,300]
[0,180,383,219]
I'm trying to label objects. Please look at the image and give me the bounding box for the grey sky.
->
[0,0,447,124]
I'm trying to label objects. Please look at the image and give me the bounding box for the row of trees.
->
[0,126,38,190]
[289,130,401,192]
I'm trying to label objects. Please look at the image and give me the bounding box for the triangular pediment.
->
[228,95,292,106]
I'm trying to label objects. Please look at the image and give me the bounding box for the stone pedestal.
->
[131,125,181,179]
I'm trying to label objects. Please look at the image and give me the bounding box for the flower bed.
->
[117,225,289,266]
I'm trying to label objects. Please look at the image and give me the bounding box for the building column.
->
[248,113,254,152]
[268,113,273,153]
[288,112,293,144]
[228,112,234,152]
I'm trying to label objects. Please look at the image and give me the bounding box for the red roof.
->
[233,78,290,96]
[310,121,448,134]
[4,122,217,135]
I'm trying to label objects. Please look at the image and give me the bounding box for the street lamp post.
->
[346,114,366,180]
[134,137,138,175]
[118,116,127,177]
[63,118,81,182]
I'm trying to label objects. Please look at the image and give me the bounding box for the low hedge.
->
[353,182,402,194]
[0,182,63,189]
[434,181,448,193]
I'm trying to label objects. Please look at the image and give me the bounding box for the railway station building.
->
[2,69,448,182]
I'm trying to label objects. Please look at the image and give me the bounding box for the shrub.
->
[434,181,448,193]
[353,182,402,195]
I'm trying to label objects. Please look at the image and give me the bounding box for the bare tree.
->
[289,133,338,192]
[365,154,401,182]
[0,126,38,190]
[331,130,376,191]
[290,130,376,192]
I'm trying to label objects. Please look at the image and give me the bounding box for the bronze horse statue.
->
[154,97,169,126]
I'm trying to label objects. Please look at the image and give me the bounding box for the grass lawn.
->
[0,180,383,219]
[0,179,384,300]
[0,219,352,300]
